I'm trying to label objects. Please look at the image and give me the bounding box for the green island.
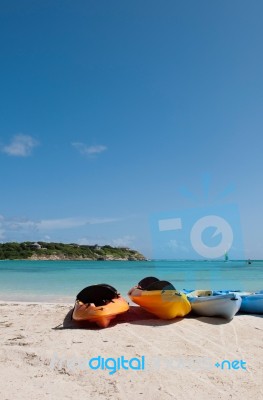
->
[0,242,146,261]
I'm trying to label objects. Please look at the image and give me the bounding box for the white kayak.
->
[186,290,242,319]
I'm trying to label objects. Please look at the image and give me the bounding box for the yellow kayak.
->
[72,284,129,328]
[128,277,191,319]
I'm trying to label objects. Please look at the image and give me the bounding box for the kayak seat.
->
[76,284,119,307]
[96,283,119,296]
[146,280,176,291]
[138,276,160,290]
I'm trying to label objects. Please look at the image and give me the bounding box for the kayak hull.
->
[128,287,191,319]
[72,297,129,328]
[239,295,263,314]
[187,290,242,319]
[214,291,263,314]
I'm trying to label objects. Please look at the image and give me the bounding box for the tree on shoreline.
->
[0,242,145,261]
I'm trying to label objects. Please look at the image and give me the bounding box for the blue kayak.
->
[214,291,263,314]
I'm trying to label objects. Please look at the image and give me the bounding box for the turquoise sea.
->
[0,260,262,302]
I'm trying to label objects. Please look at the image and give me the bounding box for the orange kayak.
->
[72,284,129,328]
[128,277,191,320]
[73,297,129,328]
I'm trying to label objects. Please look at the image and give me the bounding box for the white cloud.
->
[111,235,135,247]
[167,239,179,249]
[166,239,189,253]
[37,217,86,231]
[0,215,119,236]
[88,217,119,225]
[43,235,51,241]
[77,238,97,246]
[77,235,135,248]
[37,216,118,230]
[2,134,39,157]
[72,142,107,156]
[0,217,37,240]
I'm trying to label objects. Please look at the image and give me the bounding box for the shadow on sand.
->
[53,305,238,330]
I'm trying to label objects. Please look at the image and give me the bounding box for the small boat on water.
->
[214,290,263,314]
[72,284,129,328]
[128,277,191,320]
[186,290,242,319]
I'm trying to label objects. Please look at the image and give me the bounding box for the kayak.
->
[128,277,191,319]
[186,290,242,319]
[72,284,129,328]
[214,290,263,314]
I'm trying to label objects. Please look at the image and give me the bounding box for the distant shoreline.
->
[0,256,147,261]
[0,241,146,261]
[28,256,146,261]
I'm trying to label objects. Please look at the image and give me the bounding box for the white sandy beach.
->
[0,302,262,400]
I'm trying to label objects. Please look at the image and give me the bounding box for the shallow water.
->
[0,259,262,302]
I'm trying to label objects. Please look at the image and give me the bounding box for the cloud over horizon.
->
[37,216,118,230]
[1,134,39,157]
[0,215,120,241]
[78,235,135,248]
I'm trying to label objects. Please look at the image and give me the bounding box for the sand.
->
[0,301,262,400]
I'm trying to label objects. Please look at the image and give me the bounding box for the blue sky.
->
[0,0,263,259]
